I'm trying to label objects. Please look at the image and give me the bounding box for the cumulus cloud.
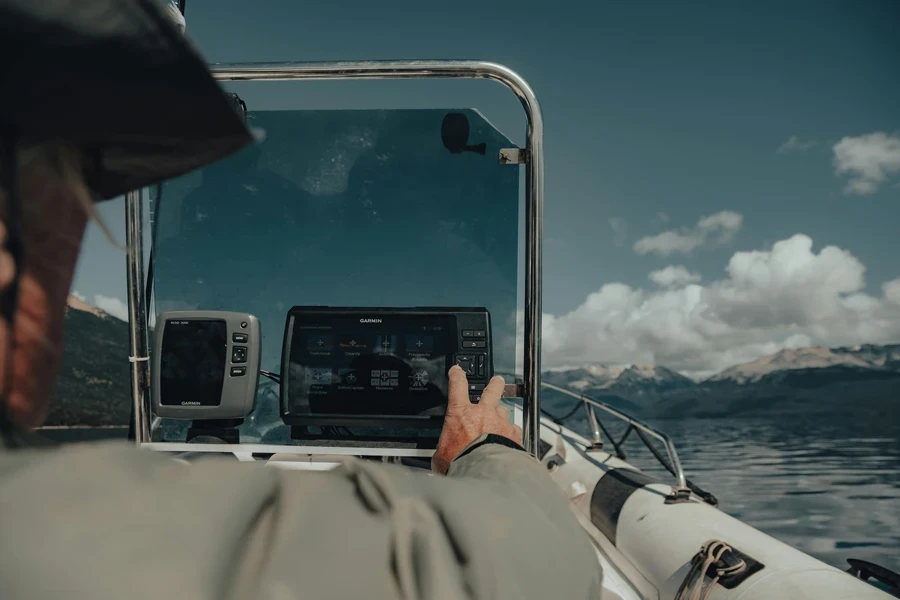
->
[777,135,816,154]
[649,265,701,287]
[833,132,900,195]
[94,295,128,321]
[539,233,900,378]
[633,210,743,256]
[608,217,628,247]
[71,290,86,302]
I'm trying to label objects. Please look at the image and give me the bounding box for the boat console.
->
[147,306,493,448]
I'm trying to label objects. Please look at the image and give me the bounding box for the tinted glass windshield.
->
[151,108,522,443]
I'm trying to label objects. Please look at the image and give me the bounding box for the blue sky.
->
[72,0,900,375]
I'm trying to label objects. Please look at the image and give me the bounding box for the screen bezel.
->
[280,307,476,428]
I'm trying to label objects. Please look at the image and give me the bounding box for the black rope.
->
[540,401,583,424]
[594,412,626,460]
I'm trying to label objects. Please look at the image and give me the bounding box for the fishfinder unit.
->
[280,307,493,428]
[152,311,261,420]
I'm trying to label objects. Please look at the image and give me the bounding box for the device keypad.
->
[457,318,490,403]
[232,345,248,364]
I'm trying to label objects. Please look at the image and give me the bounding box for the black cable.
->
[259,370,281,384]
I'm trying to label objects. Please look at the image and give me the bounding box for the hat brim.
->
[0,0,253,200]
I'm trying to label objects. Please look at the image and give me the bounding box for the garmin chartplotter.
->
[152,311,261,420]
[280,307,493,428]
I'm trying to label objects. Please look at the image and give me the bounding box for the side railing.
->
[540,382,717,505]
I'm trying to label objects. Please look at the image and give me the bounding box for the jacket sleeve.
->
[0,442,602,600]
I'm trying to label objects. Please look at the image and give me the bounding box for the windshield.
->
[151,108,522,443]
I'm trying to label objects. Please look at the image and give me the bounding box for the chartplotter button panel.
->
[152,311,261,419]
[281,307,493,427]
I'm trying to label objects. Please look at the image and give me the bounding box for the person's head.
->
[0,0,251,433]
[0,143,93,427]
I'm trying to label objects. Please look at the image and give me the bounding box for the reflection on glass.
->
[152,109,520,442]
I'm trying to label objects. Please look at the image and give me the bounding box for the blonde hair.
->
[15,142,120,248]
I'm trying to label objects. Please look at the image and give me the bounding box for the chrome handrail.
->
[541,381,689,493]
[126,60,544,455]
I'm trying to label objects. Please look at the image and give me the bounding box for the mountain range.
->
[543,344,900,420]
[44,296,900,427]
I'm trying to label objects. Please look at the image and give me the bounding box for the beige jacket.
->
[0,439,602,599]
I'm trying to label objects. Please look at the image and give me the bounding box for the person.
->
[0,1,602,598]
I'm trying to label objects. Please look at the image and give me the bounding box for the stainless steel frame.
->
[125,189,151,444]
[125,60,544,455]
[541,381,689,493]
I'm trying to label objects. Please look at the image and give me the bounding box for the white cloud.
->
[94,295,128,321]
[540,233,900,378]
[777,135,816,154]
[71,290,85,302]
[833,132,900,195]
[633,210,743,256]
[608,217,628,247]
[649,265,701,287]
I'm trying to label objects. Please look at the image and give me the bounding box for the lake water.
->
[565,413,900,571]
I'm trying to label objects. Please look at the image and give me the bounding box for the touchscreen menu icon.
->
[375,335,397,355]
[405,335,434,353]
[371,369,399,387]
[338,336,369,352]
[305,367,333,386]
[410,369,430,388]
[338,368,362,387]
[307,335,333,352]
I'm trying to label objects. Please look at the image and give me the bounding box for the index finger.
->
[478,375,505,408]
[447,365,471,409]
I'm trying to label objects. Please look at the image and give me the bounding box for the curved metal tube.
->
[541,381,688,492]
[127,60,544,454]
[125,189,151,445]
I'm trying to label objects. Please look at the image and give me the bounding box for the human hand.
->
[431,365,523,475]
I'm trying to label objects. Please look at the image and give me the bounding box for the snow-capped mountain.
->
[708,344,900,385]
[66,294,112,320]
[544,364,694,407]
[542,343,900,419]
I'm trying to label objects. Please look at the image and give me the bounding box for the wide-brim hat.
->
[0,0,252,200]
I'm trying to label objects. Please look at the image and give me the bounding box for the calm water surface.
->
[576,415,900,571]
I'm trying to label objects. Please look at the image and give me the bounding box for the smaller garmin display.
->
[160,319,227,407]
[152,311,261,420]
